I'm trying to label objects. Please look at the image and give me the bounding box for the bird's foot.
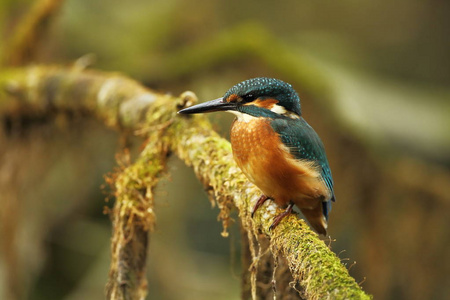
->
[269,202,295,231]
[251,195,271,218]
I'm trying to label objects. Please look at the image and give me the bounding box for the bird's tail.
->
[300,206,328,236]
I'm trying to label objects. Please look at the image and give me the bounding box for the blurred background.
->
[1,0,449,299]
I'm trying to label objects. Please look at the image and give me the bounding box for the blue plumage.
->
[270,117,335,219]
[224,77,302,115]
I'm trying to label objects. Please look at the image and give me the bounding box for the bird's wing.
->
[270,117,335,218]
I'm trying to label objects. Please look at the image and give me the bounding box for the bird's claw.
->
[268,202,295,231]
[251,195,271,218]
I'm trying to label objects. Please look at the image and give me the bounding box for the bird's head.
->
[178,78,301,119]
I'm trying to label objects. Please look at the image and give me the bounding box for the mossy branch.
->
[0,66,371,299]
[105,135,169,299]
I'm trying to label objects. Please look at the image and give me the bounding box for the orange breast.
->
[230,118,329,209]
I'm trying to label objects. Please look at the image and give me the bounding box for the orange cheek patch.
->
[226,94,239,103]
[245,98,279,109]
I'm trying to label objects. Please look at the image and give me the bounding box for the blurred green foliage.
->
[1,0,449,299]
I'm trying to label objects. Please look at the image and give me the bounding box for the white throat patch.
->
[227,110,257,123]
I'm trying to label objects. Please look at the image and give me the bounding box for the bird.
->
[178,77,335,235]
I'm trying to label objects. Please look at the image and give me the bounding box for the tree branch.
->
[0,66,371,299]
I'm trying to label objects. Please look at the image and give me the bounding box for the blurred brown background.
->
[1,0,449,299]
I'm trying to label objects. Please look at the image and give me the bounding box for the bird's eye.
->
[242,94,254,102]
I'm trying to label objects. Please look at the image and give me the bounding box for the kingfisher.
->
[178,78,335,235]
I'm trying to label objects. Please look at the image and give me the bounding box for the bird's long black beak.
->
[178,98,237,114]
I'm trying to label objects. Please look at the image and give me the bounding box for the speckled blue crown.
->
[223,77,302,115]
